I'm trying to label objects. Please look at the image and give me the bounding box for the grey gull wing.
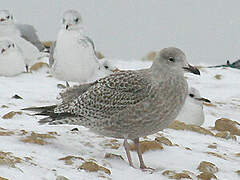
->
[16,24,45,51]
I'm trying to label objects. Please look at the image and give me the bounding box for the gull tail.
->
[22,105,74,125]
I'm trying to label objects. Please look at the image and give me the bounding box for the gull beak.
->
[0,18,5,22]
[1,48,6,53]
[195,97,211,103]
[66,24,72,30]
[183,64,200,75]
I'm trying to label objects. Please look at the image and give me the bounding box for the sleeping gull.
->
[50,9,113,83]
[0,10,43,72]
[0,39,25,76]
[176,87,210,126]
[23,47,200,170]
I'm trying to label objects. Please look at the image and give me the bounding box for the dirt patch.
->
[30,62,49,72]
[169,121,214,136]
[197,161,218,174]
[155,136,173,146]
[20,132,56,145]
[2,111,23,119]
[162,170,192,179]
[59,155,84,165]
[104,153,124,161]
[129,140,163,153]
[214,118,240,136]
[205,152,227,160]
[0,127,14,136]
[197,172,217,180]
[215,131,236,140]
[101,139,120,150]
[0,177,8,180]
[214,74,222,80]
[0,151,22,168]
[78,161,111,175]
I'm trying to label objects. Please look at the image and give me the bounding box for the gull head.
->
[188,87,211,105]
[61,9,83,31]
[153,47,200,75]
[0,39,16,55]
[0,10,14,25]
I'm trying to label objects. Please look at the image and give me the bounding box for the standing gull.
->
[0,10,43,72]
[50,9,113,83]
[23,47,200,170]
[0,39,25,76]
[176,87,210,126]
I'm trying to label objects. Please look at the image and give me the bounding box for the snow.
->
[0,59,240,180]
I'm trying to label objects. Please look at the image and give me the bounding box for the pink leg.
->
[123,139,134,168]
[133,138,155,171]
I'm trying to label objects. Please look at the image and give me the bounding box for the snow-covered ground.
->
[0,59,240,180]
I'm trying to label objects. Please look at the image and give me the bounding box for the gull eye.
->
[74,18,79,23]
[168,57,175,62]
[8,44,11,48]
[6,16,10,19]
[189,93,194,98]
[12,44,15,48]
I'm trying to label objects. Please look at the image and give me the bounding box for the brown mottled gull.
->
[23,47,200,170]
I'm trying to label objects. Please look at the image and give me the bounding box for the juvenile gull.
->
[0,10,43,72]
[50,9,113,83]
[23,47,200,170]
[176,87,210,126]
[0,39,25,76]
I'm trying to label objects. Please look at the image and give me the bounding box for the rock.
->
[104,153,124,161]
[2,111,23,119]
[214,118,240,136]
[197,172,217,180]
[169,121,214,136]
[129,140,163,153]
[56,176,69,180]
[162,170,192,179]
[197,161,218,174]
[155,136,173,146]
[215,131,236,140]
[78,161,111,175]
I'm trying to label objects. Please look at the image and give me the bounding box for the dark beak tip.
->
[183,65,201,75]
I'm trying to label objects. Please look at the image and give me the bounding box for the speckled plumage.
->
[24,47,200,169]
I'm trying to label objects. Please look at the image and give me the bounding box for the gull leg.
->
[25,65,29,73]
[123,139,134,168]
[66,81,70,88]
[133,138,155,171]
